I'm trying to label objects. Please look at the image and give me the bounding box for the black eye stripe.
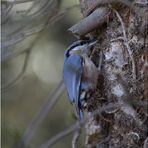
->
[69,40,88,50]
[65,40,89,57]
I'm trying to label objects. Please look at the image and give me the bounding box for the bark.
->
[71,0,148,147]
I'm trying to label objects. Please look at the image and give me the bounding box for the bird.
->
[63,39,98,119]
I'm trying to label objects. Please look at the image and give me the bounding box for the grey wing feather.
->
[63,54,83,118]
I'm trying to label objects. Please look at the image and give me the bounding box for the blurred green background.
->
[1,0,84,147]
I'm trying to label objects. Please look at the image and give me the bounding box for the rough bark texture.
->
[78,0,147,147]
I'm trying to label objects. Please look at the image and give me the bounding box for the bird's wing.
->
[63,54,83,118]
[63,54,83,102]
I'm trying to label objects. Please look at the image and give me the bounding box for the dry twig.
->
[2,0,34,4]
[2,5,78,63]
[19,80,65,147]
[72,128,81,148]
[68,7,110,37]
[2,50,30,92]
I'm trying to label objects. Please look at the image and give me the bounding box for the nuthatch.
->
[63,39,98,119]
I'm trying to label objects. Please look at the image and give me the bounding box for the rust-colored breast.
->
[81,55,98,90]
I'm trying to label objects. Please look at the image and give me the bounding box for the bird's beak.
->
[83,40,97,54]
[88,40,98,47]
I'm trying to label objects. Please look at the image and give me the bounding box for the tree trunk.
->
[74,0,148,147]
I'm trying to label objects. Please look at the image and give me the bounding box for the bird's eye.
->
[80,42,84,45]
[80,41,88,46]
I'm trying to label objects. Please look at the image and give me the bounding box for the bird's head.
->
[64,39,97,59]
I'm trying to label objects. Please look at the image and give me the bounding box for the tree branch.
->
[68,7,110,37]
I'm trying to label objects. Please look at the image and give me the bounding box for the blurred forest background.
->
[2,0,84,147]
